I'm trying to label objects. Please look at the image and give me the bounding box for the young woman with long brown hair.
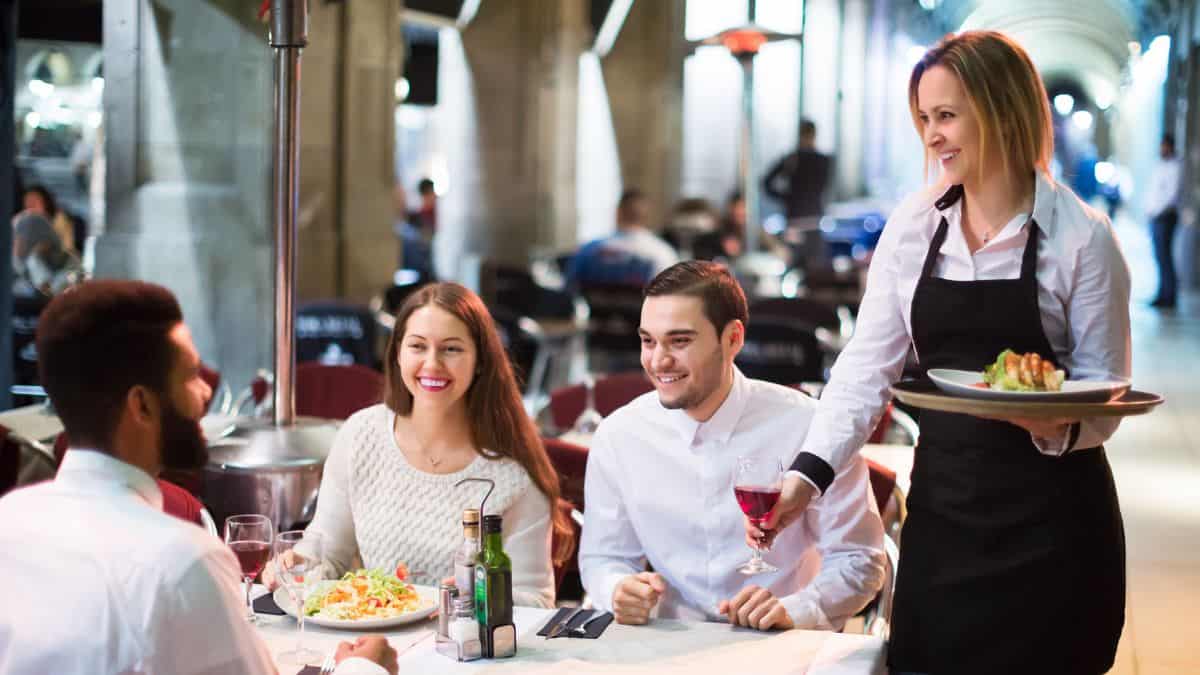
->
[266,282,569,608]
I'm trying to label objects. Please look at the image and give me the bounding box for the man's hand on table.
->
[612,572,666,625]
[335,636,398,675]
[718,586,794,631]
[744,475,815,549]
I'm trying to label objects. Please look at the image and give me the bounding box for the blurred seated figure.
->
[662,197,719,260]
[0,280,396,675]
[11,212,82,298]
[566,188,678,289]
[392,182,435,281]
[21,184,79,256]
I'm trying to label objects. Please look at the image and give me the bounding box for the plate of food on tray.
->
[274,565,437,630]
[927,349,1130,403]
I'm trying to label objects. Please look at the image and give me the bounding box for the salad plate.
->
[274,573,437,630]
[891,379,1162,419]
[927,368,1130,403]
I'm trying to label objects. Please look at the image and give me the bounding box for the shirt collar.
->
[56,449,163,510]
[934,171,1057,239]
[664,367,749,447]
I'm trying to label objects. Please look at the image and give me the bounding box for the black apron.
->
[888,201,1125,675]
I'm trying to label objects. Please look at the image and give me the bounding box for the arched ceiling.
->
[930,0,1177,107]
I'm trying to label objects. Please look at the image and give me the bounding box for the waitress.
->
[750,31,1130,675]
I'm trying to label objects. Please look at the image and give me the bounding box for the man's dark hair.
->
[799,119,817,138]
[36,280,183,452]
[644,261,748,336]
[1162,134,1176,151]
[417,178,435,195]
[618,188,645,211]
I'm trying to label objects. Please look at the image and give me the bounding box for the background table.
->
[254,601,885,675]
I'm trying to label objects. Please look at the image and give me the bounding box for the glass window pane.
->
[755,0,804,34]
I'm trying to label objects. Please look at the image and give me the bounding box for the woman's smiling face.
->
[398,304,477,411]
[916,64,983,186]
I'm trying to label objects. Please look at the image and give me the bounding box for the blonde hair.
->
[908,31,1053,185]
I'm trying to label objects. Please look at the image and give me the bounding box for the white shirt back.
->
[0,450,280,675]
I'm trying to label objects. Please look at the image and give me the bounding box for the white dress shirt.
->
[1145,156,1181,218]
[579,369,886,630]
[605,228,681,275]
[795,173,1131,486]
[0,450,384,675]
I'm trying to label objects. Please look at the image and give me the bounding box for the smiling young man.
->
[0,280,396,675]
[578,261,885,631]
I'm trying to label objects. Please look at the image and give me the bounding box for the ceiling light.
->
[1053,94,1074,116]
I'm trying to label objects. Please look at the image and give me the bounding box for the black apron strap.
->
[920,218,950,281]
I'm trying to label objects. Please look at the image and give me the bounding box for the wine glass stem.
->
[244,576,254,620]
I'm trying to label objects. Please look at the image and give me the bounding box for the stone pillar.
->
[602,0,686,229]
[98,0,401,392]
[439,0,588,272]
[98,0,274,394]
[296,0,401,302]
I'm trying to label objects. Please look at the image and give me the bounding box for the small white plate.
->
[927,369,1130,404]
[274,580,438,630]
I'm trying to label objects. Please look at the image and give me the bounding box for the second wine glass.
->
[733,456,783,575]
[275,530,324,666]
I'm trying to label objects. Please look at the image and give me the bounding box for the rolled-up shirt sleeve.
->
[777,457,886,630]
[1032,217,1131,455]
[578,427,646,612]
[788,209,915,489]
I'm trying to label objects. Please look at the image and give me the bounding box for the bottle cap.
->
[481,514,502,534]
[462,508,480,525]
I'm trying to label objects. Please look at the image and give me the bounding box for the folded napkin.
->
[253,592,287,616]
[536,607,613,639]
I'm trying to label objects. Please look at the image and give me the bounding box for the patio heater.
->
[201,0,338,531]
[698,15,800,286]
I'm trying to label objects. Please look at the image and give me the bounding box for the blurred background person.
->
[763,119,833,267]
[392,182,435,280]
[566,188,678,288]
[11,212,82,298]
[1146,133,1181,309]
[21,184,79,256]
[410,177,438,240]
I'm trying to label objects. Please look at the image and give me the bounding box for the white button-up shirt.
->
[797,172,1131,483]
[0,450,384,675]
[579,369,886,630]
[1145,156,1181,218]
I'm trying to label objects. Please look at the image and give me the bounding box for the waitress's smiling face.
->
[917,64,982,186]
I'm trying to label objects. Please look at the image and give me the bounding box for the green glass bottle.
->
[473,514,515,658]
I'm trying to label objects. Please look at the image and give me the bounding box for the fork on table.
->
[318,654,336,674]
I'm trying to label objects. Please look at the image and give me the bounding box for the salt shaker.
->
[449,595,482,661]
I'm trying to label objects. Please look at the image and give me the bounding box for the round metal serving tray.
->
[891,380,1164,419]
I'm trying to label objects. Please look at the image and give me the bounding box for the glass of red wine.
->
[733,456,783,575]
[224,514,273,623]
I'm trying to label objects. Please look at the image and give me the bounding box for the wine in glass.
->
[733,456,783,575]
[275,530,324,666]
[224,514,273,624]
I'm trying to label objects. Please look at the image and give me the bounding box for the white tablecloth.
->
[253,599,885,675]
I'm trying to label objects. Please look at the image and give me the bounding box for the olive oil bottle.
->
[473,514,515,658]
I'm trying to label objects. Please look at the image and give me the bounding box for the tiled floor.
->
[1105,216,1199,674]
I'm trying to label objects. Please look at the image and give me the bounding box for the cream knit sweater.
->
[303,404,555,608]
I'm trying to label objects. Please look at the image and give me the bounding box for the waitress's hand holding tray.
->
[892,349,1162,423]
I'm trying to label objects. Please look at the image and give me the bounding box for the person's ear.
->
[126,385,160,429]
[723,319,745,355]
